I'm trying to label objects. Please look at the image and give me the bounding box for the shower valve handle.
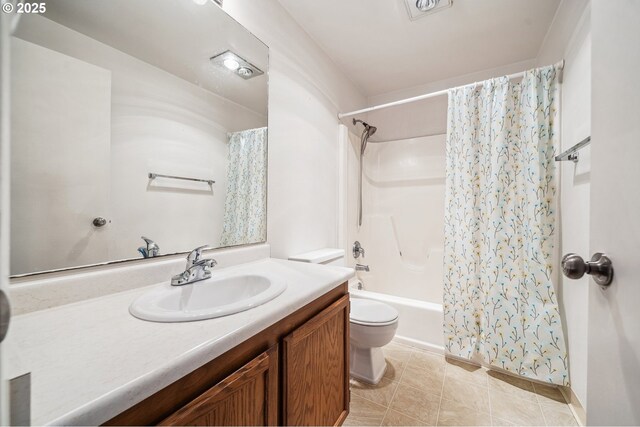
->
[353,241,365,259]
[561,252,614,288]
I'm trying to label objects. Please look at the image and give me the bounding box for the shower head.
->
[353,118,378,155]
[353,118,377,137]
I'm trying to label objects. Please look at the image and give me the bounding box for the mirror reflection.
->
[10,0,269,276]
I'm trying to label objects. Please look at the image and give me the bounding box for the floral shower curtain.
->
[443,66,569,386]
[219,127,267,246]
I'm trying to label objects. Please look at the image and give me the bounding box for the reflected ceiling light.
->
[237,67,254,78]
[404,0,452,20]
[210,50,264,80]
[193,0,223,6]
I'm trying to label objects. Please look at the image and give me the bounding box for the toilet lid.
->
[350,299,399,326]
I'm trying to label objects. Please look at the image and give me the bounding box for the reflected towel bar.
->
[555,136,591,163]
[148,173,215,185]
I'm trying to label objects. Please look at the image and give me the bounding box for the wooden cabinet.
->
[283,295,350,426]
[159,346,278,426]
[105,282,349,426]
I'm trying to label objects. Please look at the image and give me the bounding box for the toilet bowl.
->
[350,299,399,384]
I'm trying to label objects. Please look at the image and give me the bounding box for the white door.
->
[586,1,640,424]
[10,37,111,275]
[0,10,11,426]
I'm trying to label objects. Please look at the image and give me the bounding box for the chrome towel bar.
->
[148,173,215,185]
[555,136,591,163]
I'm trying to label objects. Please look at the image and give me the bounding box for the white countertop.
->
[6,258,354,426]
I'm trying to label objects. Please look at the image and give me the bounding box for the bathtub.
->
[349,286,444,354]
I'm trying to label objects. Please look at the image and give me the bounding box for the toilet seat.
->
[350,299,398,327]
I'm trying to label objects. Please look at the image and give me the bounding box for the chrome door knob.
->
[92,217,108,228]
[561,252,614,288]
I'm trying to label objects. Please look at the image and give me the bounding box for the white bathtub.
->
[349,287,444,354]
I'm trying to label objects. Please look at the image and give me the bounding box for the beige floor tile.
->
[491,416,517,426]
[487,370,538,402]
[350,377,400,407]
[384,358,406,382]
[383,342,413,381]
[400,360,445,396]
[444,356,488,388]
[540,403,579,426]
[437,397,492,426]
[344,394,388,426]
[532,382,566,406]
[489,388,546,426]
[390,382,441,425]
[398,351,445,394]
[442,376,491,414]
[382,409,431,426]
[410,349,446,369]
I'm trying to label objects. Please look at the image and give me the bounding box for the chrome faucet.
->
[138,236,160,258]
[171,245,217,286]
[355,264,370,272]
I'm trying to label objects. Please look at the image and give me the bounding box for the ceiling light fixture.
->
[404,0,452,20]
[415,0,439,12]
[210,50,264,80]
[237,67,254,78]
[223,58,240,70]
[193,0,223,6]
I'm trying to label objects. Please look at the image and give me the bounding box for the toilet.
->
[349,299,398,384]
[288,248,399,385]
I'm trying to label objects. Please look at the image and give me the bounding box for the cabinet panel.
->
[160,346,278,426]
[283,295,350,426]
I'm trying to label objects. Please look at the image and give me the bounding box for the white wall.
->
[352,59,537,143]
[12,15,266,273]
[536,0,591,416]
[222,0,366,260]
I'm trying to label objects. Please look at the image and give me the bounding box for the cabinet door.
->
[282,295,350,426]
[160,346,278,426]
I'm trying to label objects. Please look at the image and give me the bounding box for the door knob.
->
[561,252,614,288]
[92,217,108,228]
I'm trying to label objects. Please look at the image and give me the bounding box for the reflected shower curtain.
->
[219,127,267,246]
[443,66,569,386]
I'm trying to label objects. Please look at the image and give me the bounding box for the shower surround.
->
[342,128,446,351]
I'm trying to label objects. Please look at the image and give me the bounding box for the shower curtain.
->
[219,127,267,246]
[443,66,569,386]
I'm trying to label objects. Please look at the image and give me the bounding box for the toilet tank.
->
[288,248,345,266]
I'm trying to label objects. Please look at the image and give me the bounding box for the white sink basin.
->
[129,272,287,322]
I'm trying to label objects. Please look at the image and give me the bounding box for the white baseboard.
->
[560,386,586,426]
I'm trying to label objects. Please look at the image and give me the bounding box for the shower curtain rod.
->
[338,60,564,119]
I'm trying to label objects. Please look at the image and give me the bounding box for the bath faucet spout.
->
[355,264,370,272]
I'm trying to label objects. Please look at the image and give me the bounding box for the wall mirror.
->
[10,0,268,276]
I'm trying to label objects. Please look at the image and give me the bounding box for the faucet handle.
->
[192,258,217,269]
[353,241,365,259]
[186,245,213,265]
[138,236,159,258]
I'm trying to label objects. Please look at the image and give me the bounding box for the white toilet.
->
[288,248,399,384]
[349,299,399,384]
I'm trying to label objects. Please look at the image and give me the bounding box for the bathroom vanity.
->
[6,257,353,426]
[108,283,349,426]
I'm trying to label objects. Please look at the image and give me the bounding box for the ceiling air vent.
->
[404,0,452,20]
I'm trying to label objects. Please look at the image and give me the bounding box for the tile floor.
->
[344,341,579,426]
